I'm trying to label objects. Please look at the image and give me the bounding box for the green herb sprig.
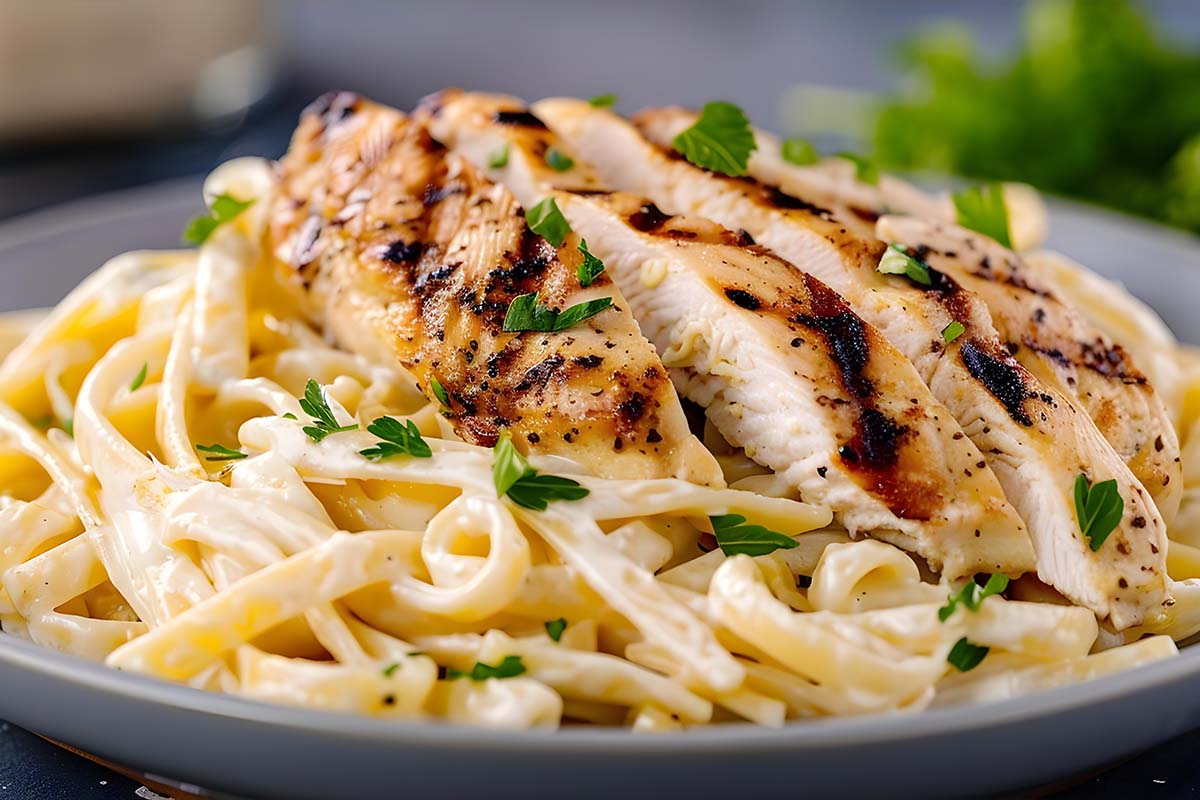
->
[489,144,510,169]
[545,148,574,172]
[298,379,358,442]
[588,93,618,108]
[942,321,966,344]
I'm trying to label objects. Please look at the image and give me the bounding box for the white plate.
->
[0,181,1198,800]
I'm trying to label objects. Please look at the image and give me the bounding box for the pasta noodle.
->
[0,155,1191,730]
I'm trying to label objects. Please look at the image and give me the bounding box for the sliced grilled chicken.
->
[876,214,1183,524]
[423,90,1034,579]
[534,98,1168,628]
[269,93,719,483]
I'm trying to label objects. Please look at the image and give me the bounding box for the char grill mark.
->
[493,110,548,129]
[723,288,762,310]
[628,202,671,232]
[791,275,873,399]
[382,240,423,265]
[960,340,1037,426]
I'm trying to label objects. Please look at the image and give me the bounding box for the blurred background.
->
[1,0,1199,232]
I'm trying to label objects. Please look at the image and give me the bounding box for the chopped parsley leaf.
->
[952,184,1012,248]
[672,101,757,177]
[382,662,401,678]
[544,618,567,642]
[545,147,574,172]
[877,243,933,287]
[947,637,989,672]
[298,379,358,442]
[781,137,819,166]
[576,239,606,287]
[446,655,526,681]
[942,320,966,344]
[1074,474,1124,551]
[359,416,432,461]
[183,193,255,245]
[130,363,148,392]
[526,197,571,247]
[196,443,248,462]
[429,375,450,409]
[710,514,799,557]
[492,432,588,510]
[588,93,618,108]
[488,143,510,169]
[502,292,612,333]
[938,573,1009,622]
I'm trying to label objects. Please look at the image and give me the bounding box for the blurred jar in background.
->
[0,0,278,145]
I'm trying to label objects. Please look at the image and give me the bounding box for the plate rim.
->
[1,177,1199,756]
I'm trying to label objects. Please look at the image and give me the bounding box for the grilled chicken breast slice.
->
[876,214,1183,523]
[534,97,1168,627]
[424,90,1033,578]
[269,93,719,483]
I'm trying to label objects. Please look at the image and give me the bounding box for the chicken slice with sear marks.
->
[534,97,1168,628]
[876,214,1182,524]
[269,93,720,483]
[423,89,1033,579]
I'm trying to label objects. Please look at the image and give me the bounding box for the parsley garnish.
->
[672,101,757,177]
[544,618,567,642]
[526,197,571,247]
[938,573,1009,622]
[942,320,966,344]
[781,137,819,166]
[298,379,358,442]
[947,637,989,672]
[62,418,74,438]
[359,416,432,461]
[1074,474,1124,551]
[446,655,527,681]
[196,443,248,462]
[588,93,618,108]
[130,363,148,392]
[952,184,1012,248]
[877,243,933,287]
[183,193,255,245]
[545,147,574,172]
[492,432,588,510]
[382,662,401,678]
[489,143,510,169]
[836,152,879,185]
[502,292,612,333]
[709,514,799,557]
[576,239,605,287]
[429,375,450,409]
[282,412,298,420]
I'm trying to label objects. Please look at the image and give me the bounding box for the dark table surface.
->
[1,84,1198,800]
